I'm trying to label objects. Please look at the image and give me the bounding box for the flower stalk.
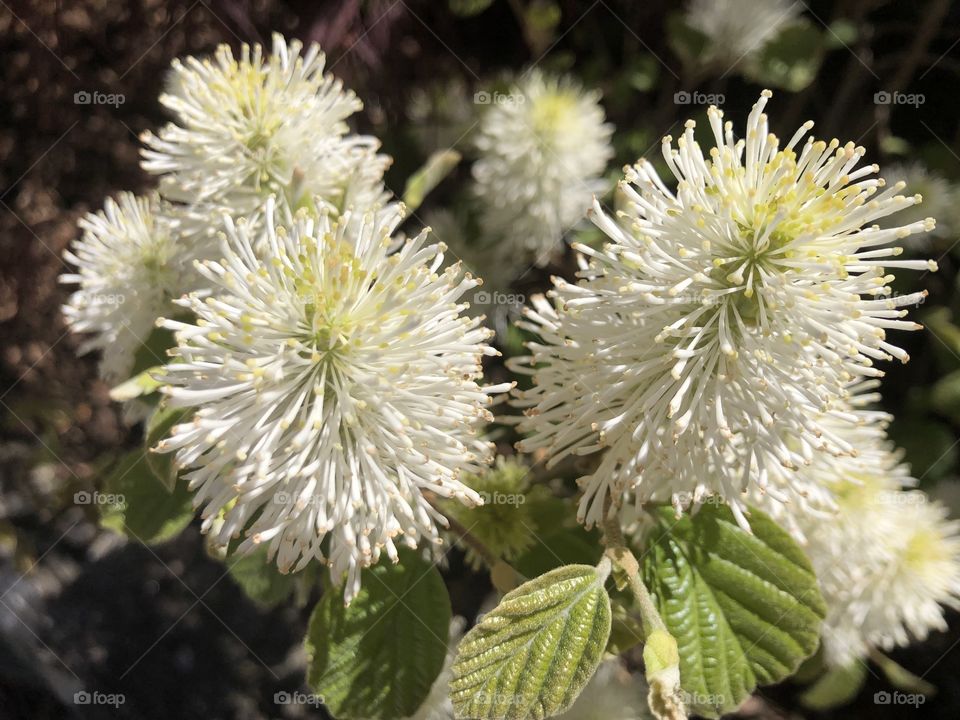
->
[600,499,686,720]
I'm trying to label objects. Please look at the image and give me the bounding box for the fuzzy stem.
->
[599,496,686,720]
[600,500,666,633]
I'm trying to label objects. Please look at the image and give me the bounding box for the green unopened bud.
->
[644,629,686,720]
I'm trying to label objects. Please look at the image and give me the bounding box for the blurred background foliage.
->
[2,0,960,718]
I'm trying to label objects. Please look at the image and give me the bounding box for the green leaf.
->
[826,19,858,48]
[871,651,937,697]
[926,307,960,354]
[109,366,164,402]
[305,550,451,720]
[130,326,176,377]
[520,0,561,55]
[642,505,826,718]
[145,405,191,492]
[880,134,912,156]
[227,545,312,608]
[449,0,494,17]
[931,369,960,422]
[800,661,867,711]
[402,149,461,213]
[450,564,612,719]
[745,22,825,91]
[99,451,194,544]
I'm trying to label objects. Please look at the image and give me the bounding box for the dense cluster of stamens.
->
[156,202,509,601]
[511,91,936,528]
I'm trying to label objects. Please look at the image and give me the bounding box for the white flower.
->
[859,496,960,654]
[745,381,899,542]
[61,192,207,382]
[685,0,800,67]
[511,92,936,529]
[881,162,958,242]
[754,422,960,667]
[156,201,508,602]
[472,70,613,266]
[141,33,389,228]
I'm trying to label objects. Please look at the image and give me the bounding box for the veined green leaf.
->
[305,550,450,720]
[450,564,612,719]
[98,451,194,544]
[642,505,826,718]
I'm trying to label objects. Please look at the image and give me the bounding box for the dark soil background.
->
[2,1,960,719]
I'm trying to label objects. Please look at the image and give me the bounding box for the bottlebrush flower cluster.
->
[512,91,935,527]
[61,29,960,667]
[62,35,508,602]
[511,90,959,660]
